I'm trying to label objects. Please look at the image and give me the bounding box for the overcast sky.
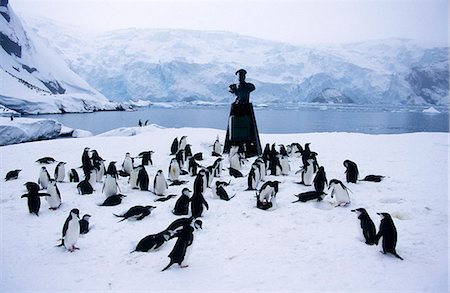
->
[12,0,449,45]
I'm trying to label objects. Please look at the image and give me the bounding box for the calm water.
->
[33,106,449,135]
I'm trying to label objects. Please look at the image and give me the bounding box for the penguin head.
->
[194,219,203,230]
[377,212,391,219]
[84,147,90,152]
[70,209,80,217]
[182,188,192,197]
[82,214,91,221]
[24,181,39,193]
[156,170,163,175]
[118,194,127,198]
[146,206,157,211]
[351,208,366,216]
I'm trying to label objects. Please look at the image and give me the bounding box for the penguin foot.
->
[180,265,189,268]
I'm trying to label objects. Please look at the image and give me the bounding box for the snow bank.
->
[0,117,62,145]
[0,127,448,292]
[423,106,441,114]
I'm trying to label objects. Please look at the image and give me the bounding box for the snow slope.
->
[0,2,118,114]
[0,126,448,292]
[0,116,61,145]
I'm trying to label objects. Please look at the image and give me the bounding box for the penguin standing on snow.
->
[344,160,359,183]
[129,166,140,189]
[5,169,21,181]
[21,183,50,216]
[38,166,51,189]
[374,212,403,260]
[170,137,179,155]
[297,158,317,186]
[213,181,235,201]
[122,152,134,175]
[188,157,201,176]
[351,208,376,245]
[279,154,290,176]
[168,158,181,182]
[102,174,120,197]
[79,214,91,234]
[153,170,168,196]
[211,158,223,177]
[178,136,188,151]
[246,164,260,191]
[46,180,62,210]
[68,169,80,183]
[328,179,351,207]
[313,166,328,193]
[212,135,222,156]
[136,165,149,191]
[81,147,93,179]
[54,162,66,182]
[106,161,118,178]
[255,157,266,182]
[162,219,196,271]
[77,179,93,195]
[173,188,192,216]
[138,151,154,166]
[190,190,209,218]
[60,208,80,252]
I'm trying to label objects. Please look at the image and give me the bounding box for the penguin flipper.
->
[161,261,175,272]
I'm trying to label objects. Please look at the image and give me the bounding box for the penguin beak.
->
[351,209,356,212]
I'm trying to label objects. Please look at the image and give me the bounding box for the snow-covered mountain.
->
[0,1,120,114]
[25,15,449,106]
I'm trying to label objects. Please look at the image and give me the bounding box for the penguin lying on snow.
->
[35,157,56,164]
[114,205,156,222]
[292,191,325,203]
[256,181,279,210]
[361,175,385,182]
[5,169,21,181]
[374,212,403,260]
[351,208,376,245]
[98,194,126,206]
[154,194,177,202]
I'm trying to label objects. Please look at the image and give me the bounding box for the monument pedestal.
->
[224,103,262,158]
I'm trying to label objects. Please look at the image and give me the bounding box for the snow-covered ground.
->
[0,126,448,292]
[0,116,62,145]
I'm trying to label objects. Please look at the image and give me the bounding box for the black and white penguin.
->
[5,169,21,181]
[212,135,222,156]
[229,152,242,171]
[313,166,328,193]
[178,135,188,151]
[106,161,118,178]
[79,214,91,234]
[77,179,93,195]
[88,168,97,191]
[268,155,282,176]
[122,152,133,175]
[153,170,168,196]
[361,175,385,182]
[91,149,104,171]
[46,180,62,210]
[21,185,50,216]
[173,188,192,216]
[68,168,80,183]
[170,137,179,155]
[129,166,140,189]
[95,160,106,182]
[114,205,156,222]
[190,190,209,218]
[212,158,223,177]
[255,157,266,182]
[246,164,260,191]
[61,208,80,252]
[193,170,207,194]
[374,212,403,260]
[161,219,196,271]
[279,154,290,176]
[54,162,66,182]
[133,231,171,252]
[138,151,154,166]
[38,166,51,189]
[35,157,56,164]
[297,158,317,186]
[229,167,243,178]
[344,160,359,183]
[81,147,93,179]
[292,191,325,203]
[102,174,119,198]
[278,144,289,157]
[188,157,201,176]
[175,149,185,169]
[24,181,40,192]
[136,165,149,191]
[328,179,351,206]
[257,181,279,210]
[192,152,203,161]
[184,144,193,161]
[99,194,126,206]
[164,217,203,239]
[168,158,181,182]
[289,142,303,157]
[213,181,235,201]
[351,208,376,245]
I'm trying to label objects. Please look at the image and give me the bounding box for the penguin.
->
[46,180,62,210]
[79,214,91,234]
[154,194,177,202]
[328,179,351,207]
[193,171,206,195]
[178,136,188,151]
[175,149,185,169]
[279,155,290,176]
[184,144,193,161]
[296,158,317,186]
[35,157,56,164]
[95,160,106,182]
[164,217,203,239]
[21,186,50,216]
[77,179,93,195]
[88,168,97,191]
[68,168,80,183]
[292,191,325,203]
[38,166,51,189]
[192,153,203,161]
[5,169,21,181]
[351,208,376,245]
[212,158,223,177]
[289,143,303,157]
[374,212,403,260]
[99,194,126,206]
[54,162,66,182]
[204,167,213,188]
[168,158,181,182]
[91,149,104,170]
[190,190,209,218]
[188,157,201,176]
[161,219,195,271]
[278,144,289,157]
[173,188,191,216]
[214,181,235,201]
[262,143,271,163]
[24,181,40,193]
[170,137,179,155]
[81,147,93,179]
[102,174,119,197]
[61,208,80,252]
[153,170,168,196]
[257,181,279,210]
[229,153,242,170]
[212,135,222,156]
[255,158,266,182]
[229,168,243,178]
[106,161,118,178]
[133,231,171,252]
[122,152,133,175]
[313,166,328,193]
[129,166,139,189]
[246,164,260,190]
[344,160,359,183]
[361,175,385,182]
[268,155,282,176]
[114,205,156,222]
[138,151,154,166]
[135,165,149,191]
